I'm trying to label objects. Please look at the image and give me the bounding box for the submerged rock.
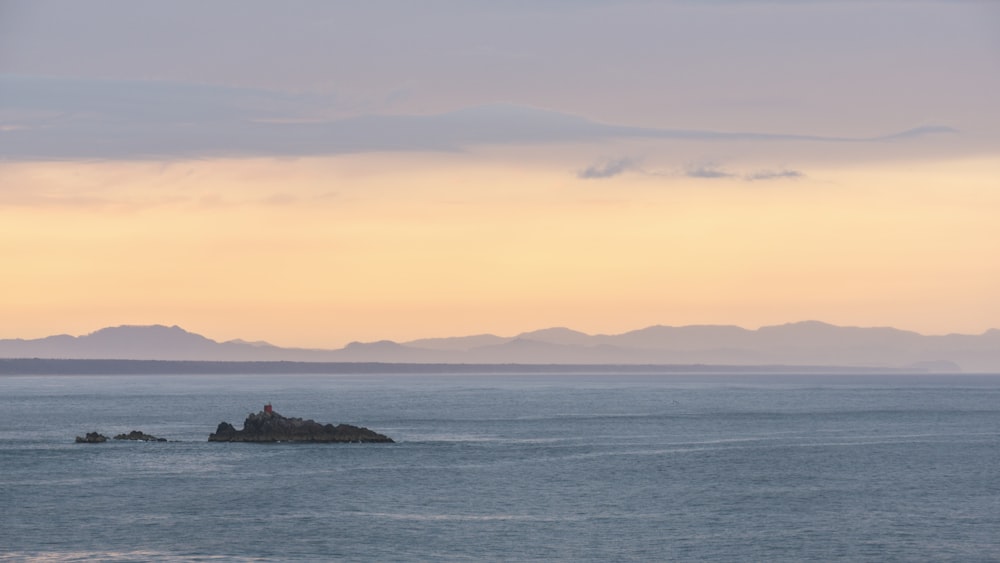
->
[208,407,394,443]
[75,432,108,443]
[113,430,167,442]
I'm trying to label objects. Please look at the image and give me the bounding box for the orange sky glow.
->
[2,2,998,347]
[2,152,997,348]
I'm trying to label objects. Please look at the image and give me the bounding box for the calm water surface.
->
[2,372,999,561]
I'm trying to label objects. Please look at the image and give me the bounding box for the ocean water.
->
[2,372,999,562]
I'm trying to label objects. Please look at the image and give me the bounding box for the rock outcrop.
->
[75,432,108,443]
[208,407,394,443]
[114,430,167,442]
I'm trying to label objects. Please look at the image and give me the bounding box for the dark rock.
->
[113,430,167,442]
[212,421,237,440]
[75,432,108,443]
[208,408,394,443]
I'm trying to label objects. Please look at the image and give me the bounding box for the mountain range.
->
[1,322,999,372]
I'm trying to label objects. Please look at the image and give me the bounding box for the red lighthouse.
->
[264,403,273,414]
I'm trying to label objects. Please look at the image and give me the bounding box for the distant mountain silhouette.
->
[1,321,997,371]
[0,325,324,362]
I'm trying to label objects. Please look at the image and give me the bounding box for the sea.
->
[2,371,999,562]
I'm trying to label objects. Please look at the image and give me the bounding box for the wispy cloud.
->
[577,158,636,179]
[0,75,959,161]
[684,162,734,179]
[744,169,804,181]
[876,126,958,141]
[576,158,806,183]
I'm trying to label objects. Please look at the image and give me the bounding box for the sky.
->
[1,0,998,347]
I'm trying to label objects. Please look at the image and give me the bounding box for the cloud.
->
[577,159,805,183]
[0,75,959,161]
[744,169,804,181]
[876,125,958,141]
[0,74,335,124]
[685,163,734,179]
[627,162,807,182]
[577,158,636,179]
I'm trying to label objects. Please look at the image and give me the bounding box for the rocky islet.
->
[209,405,394,443]
[74,405,394,444]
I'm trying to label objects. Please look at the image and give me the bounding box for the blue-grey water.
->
[2,372,999,562]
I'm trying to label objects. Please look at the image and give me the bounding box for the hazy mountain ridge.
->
[1,322,997,371]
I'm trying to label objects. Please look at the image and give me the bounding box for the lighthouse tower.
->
[264,403,273,414]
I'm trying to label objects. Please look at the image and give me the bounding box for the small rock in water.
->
[114,430,167,442]
[75,432,108,443]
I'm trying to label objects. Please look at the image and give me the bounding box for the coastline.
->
[0,357,972,376]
